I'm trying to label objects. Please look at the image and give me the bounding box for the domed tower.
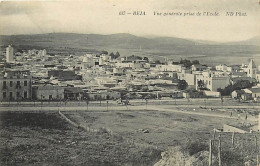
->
[247,59,257,79]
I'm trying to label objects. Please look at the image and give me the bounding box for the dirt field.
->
[0,107,259,166]
[0,111,160,166]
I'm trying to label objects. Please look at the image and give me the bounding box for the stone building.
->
[0,70,32,101]
[33,84,64,101]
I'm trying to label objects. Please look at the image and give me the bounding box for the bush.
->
[178,80,188,90]
[218,80,255,96]
[181,141,208,156]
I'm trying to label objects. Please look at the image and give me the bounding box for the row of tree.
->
[101,50,120,59]
[178,59,200,68]
[217,80,255,96]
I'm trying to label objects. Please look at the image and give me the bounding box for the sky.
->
[0,0,260,42]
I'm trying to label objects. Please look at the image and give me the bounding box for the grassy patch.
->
[0,111,70,130]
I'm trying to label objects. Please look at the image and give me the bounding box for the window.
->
[24,81,27,86]
[9,92,12,99]
[3,92,6,99]
[24,91,27,98]
[209,81,211,85]
[16,81,21,89]
[17,92,20,98]
[10,81,13,87]
[49,95,52,100]
[3,81,6,89]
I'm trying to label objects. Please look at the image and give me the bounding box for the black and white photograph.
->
[0,0,260,165]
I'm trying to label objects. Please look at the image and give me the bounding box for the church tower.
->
[247,59,257,79]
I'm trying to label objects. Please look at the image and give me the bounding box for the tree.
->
[154,60,161,64]
[143,57,149,62]
[233,80,253,90]
[109,52,121,59]
[178,80,188,90]
[217,80,255,96]
[198,80,205,89]
[172,61,179,65]
[101,50,108,55]
[192,60,200,64]
[114,51,120,59]
[180,59,192,68]
[109,52,115,59]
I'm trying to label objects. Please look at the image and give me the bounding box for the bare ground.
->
[0,105,259,166]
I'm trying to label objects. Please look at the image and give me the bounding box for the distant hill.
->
[224,36,260,45]
[0,33,259,64]
[0,33,198,50]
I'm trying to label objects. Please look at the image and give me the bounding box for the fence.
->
[208,131,260,166]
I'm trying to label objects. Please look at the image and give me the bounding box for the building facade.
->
[33,84,64,101]
[195,71,230,91]
[0,70,32,101]
[245,59,257,79]
[6,45,14,63]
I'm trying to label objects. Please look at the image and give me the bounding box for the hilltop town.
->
[1,44,260,166]
[1,45,260,103]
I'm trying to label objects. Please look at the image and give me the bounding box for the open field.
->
[0,111,161,166]
[0,102,260,165]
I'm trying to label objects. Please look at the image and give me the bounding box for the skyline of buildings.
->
[1,45,260,102]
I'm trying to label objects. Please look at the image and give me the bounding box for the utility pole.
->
[218,135,222,166]
[86,100,89,111]
[145,99,148,110]
[232,132,235,147]
[213,129,216,146]
[257,155,259,166]
[209,139,212,166]
[255,135,258,149]
[41,94,43,111]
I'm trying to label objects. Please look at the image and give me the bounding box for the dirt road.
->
[0,104,256,121]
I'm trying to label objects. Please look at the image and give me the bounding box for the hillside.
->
[0,33,197,50]
[224,36,260,46]
[0,33,259,65]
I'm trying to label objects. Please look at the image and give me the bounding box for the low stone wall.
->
[58,110,113,135]
[58,110,79,128]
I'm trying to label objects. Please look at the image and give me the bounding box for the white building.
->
[246,59,257,79]
[256,72,260,82]
[177,69,196,86]
[216,64,233,72]
[38,49,47,57]
[100,54,111,61]
[196,71,230,91]
[155,64,183,72]
[34,84,64,100]
[244,88,260,99]
[6,45,14,63]
[82,54,95,68]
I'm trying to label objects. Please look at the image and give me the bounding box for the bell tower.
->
[247,59,257,79]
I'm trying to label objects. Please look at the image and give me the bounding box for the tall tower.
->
[42,49,47,57]
[247,59,257,79]
[6,45,14,63]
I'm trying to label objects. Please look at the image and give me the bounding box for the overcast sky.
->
[0,0,259,42]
